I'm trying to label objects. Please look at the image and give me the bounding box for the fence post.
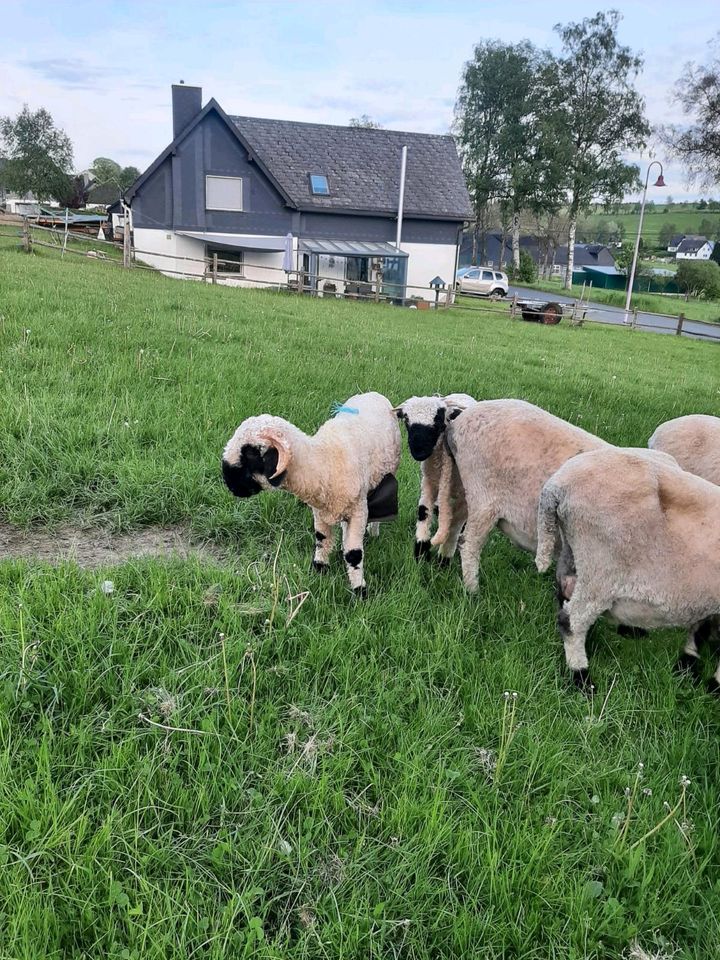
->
[212,253,218,284]
[632,307,638,330]
[445,283,453,308]
[22,218,32,253]
[122,201,131,268]
[297,270,303,295]
[510,293,517,319]
[676,313,685,336]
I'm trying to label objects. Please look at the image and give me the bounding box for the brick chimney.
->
[172,82,202,138]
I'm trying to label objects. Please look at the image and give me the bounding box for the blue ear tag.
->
[331,402,360,416]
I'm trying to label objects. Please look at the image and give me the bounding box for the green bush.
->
[676,259,720,299]
[508,249,537,284]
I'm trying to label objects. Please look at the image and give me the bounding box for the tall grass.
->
[1,242,719,959]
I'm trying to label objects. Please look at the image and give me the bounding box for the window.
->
[494,272,504,281]
[213,249,244,275]
[309,174,330,196]
[465,269,480,279]
[206,176,243,211]
[482,270,494,281]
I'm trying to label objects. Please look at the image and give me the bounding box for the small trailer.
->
[514,298,571,325]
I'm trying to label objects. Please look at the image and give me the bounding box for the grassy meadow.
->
[2,238,720,959]
[587,206,720,249]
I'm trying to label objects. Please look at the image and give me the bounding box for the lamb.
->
[649,414,720,486]
[535,446,720,692]
[222,392,400,597]
[394,393,476,562]
[440,399,609,593]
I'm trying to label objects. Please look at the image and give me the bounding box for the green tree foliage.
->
[553,10,649,287]
[90,158,140,193]
[0,105,73,201]
[710,241,720,266]
[699,218,718,239]
[665,36,720,188]
[658,222,679,248]
[614,241,635,273]
[454,40,565,267]
[676,259,720,299]
[119,166,140,191]
[508,248,537,283]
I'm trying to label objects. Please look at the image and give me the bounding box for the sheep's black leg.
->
[675,620,713,682]
[312,510,334,574]
[415,470,436,561]
[342,505,369,597]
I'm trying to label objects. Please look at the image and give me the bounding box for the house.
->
[125,85,473,301]
[675,235,715,260]
[457,232,618,278]
[667,234,685,254]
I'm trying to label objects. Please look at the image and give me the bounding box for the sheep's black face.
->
[407,409,446,462]
[222,444,280,498]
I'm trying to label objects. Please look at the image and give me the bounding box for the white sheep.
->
[394,393,476,563]
[222,392,400,597]
[649,414,720,486]
[535,446,720,692]
[439,399,608,593]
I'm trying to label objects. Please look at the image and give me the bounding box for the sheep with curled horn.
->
[222,392,400,598]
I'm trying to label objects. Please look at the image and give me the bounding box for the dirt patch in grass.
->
[0,523,223,568]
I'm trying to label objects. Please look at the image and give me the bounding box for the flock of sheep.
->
[221,394,720,694]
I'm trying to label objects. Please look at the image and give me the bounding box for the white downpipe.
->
[395,145,408,250]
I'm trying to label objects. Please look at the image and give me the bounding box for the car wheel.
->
[489,288,505,300]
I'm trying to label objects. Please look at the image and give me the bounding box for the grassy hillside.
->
[587,206,720,249]
[2,240,720,960]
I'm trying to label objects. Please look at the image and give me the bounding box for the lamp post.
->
[623,161,665,323]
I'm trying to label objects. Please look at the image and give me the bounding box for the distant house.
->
[124,84,472,301]
[667,234,685,254]
[675,236,715,260]
[87,181,123,207]
[458,233,618,277]
[550,243,619,277]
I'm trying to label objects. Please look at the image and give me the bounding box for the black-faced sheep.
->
[535,447,720,692]
[222,392,400,597]
[442,399,608,593]
[394,393,475,563]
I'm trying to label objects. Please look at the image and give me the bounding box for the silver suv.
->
[458,267,508,299]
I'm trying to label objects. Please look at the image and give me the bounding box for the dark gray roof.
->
[229,115,472,221]
[555,243,617,268]
[676,235,709,254]
[669,233,685,246]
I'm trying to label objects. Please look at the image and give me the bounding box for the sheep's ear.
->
[392,406,404,420]
[446,404,465,421]
[257,430,292,479]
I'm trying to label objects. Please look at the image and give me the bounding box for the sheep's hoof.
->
[414,540,431,561]
[617,624,648,638]
[353,585,368,600]
[435,555,452,568]
[674,653,702,681]
[571,669,595,695]
[312,560,330,574]
[706,677,720,696]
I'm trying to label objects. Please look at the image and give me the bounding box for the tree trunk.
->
[564,215,577,289]
[542,240,550,280]
[498,225,508,270]
[511,211,521,271]
[471,222,478,267]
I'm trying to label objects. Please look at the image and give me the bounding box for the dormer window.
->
[309,174,330,196]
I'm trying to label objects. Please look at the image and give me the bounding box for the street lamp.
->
[623,161,665,323]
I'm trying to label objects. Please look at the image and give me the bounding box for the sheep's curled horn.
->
[257,429,292,479]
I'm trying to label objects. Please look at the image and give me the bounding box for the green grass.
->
[2,240,720,959]
[517,276,720,324]
[587,207,720,248]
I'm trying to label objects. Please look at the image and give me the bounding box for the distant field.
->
[587,206,720,249]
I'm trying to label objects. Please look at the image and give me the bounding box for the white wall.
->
[133,228,287,288]
[401,241,458,302]
[676,244,713,260]
[134,228,206,278]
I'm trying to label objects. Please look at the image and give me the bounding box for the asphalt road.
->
[506,285,719,343]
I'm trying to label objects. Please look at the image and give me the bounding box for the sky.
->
[1,0,718,200]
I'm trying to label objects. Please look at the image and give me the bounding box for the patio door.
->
[381,256,408,301]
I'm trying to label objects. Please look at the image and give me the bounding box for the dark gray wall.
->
[133,110,463,246]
